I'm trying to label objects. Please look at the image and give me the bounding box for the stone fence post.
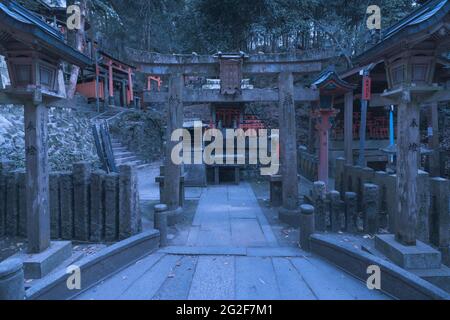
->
[312,181,326,232]
[330,190,343,232]
[0,161,14,237]
[299,204,315,251]
[104,172,119,242]
[73,162,92,241]
[417,171,430,243]
[119,165,141,240]
[0,259,24,300]
[154,204,169,247]
[90,170,106,242]
[345,192,357,233]
[430,177,450,266]
[363,183,379,235]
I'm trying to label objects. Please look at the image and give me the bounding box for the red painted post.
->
[128,68,134,105]
[108,60,114,105]
[314,109,339,189]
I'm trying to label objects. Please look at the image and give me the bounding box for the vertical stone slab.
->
[49,173,61,239]
[0,161,14,237]
[396,99,419,246]
[312,181,326,232]
[335,158,345,195]
[345,192,357,233]
[416,171,430,243]
[344,91,354,165]
[374,171,388,230]
[59,172,74,240]
[278,72,299,211]
[299,205,315,251]
[104,173,119,242]
[5,172,19,237]
[163,74,183,211]
[17,171,27,238]
[90,170,106,242]
[363,184,379,234]
[329,190,342,232]
[430,178,450,266]
[25,102,50,253]
[428,102,440,177]
[73,162,91,241]
[119,165,138,240]
[386,174,397,233]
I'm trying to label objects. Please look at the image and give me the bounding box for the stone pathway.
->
[76,183,391,300]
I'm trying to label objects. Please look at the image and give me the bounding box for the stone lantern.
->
[381,50,441,247]
[0,0,91,258]
[311,68,356,188]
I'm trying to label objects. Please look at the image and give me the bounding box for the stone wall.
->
[0,161,141,243]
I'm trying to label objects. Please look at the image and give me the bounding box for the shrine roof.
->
[312,68,357,95]
[355,0,450,64]
[0,0,92,67]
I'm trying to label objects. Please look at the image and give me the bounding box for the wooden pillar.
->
[344,91,354,165]
[163,74,183,210]
[396,94,419,246]
[428,102,440,177]
[278,72,299,211]
[108,60,114,105]
[24,97,50,254]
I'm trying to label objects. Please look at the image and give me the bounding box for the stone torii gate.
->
[128,48,333,225]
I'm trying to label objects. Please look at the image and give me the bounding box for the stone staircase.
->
[111,138,150,170]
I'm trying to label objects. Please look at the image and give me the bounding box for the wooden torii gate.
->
[128,48,334,225]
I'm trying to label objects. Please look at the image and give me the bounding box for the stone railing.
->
[0,161,141,243]
[332,157,450,265]
[298,148,318,182]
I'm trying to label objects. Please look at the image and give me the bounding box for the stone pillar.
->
[330,190,342,232]
[73,162,91,241]
[344,91,354,165]
[428,102,440,177]
[278,72,300,224]
[119,165,139,239]
[0,259,24,300]
[345,192,357,233]
[396,97,420,246]
[17,171,26,238]
[90,170,106,242]
[0,161,14,237]
[6,172,19,237]
[385,174,397,234]
[104,173,119,241]
[416,171,430,243]
[163,74,183,212]
[363,183,379,234]
[59,172,74,240]
[49,173,61,239]
[154,204,169,247]
[335,158,345,195]
[270,175,282,207]
[299,205,315,251]
[430,178,450,266]
[24,101,50,254]
[312,181,326,231]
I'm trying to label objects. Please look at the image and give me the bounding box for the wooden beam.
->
[144,87,319,103]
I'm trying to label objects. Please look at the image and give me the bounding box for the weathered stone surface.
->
[416,171,430,243]
[329,191,342,232]
[90,170,106,242]
[335,158,345,195]
[312,181,326,231]
[430,177,450,266]
[299,204,315,251]
[0,161,14,237]
[363,183,379,235]
[5,172,19,237]
[375,234,441,270]
[119,165,139,240]
[344,192,357,233]
[104,173,119,242]
[269,175,282,207]
[59,172,74,240]
[49,173,61,239]
[16,171,26,238]
[0,259,24,300]
[73,162,91,241]
[154,204,168,247]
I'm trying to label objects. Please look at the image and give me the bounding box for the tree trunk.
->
[67,0,87,100]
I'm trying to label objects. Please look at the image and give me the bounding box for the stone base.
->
[411,265,450,294]
[279,207,301,227]
[167,207,183,226]
[13,241,72,279]
[375,234,441,270]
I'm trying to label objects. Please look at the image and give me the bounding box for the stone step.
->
[113,151,134,157]
[112,147,127,152]
[116,156,138,163]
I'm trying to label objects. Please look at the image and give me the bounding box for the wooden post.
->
[163,74,183,211]
[24,96,50,254]
[428,102,440,177]
[344,91,354,165]
[108,60,114,105]
[278,72,299,211]
[396,94,419,246]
